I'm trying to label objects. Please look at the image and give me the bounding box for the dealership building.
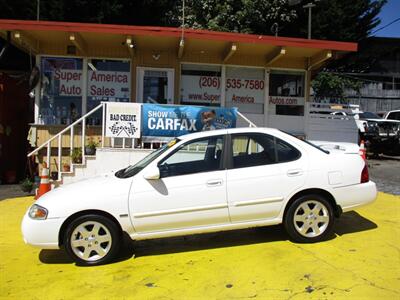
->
[0,19,357,182]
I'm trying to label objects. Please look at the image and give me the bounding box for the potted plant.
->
[85,137,100,155]
[71,148,82,164]
[20,178,34,193]
[63,163,71,172]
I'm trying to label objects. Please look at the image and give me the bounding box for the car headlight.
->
[28,204,48,220]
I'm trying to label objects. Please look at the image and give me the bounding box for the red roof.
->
[0,19,357,52]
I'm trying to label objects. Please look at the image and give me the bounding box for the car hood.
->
[364,118,400,124]
[34,172,132,219]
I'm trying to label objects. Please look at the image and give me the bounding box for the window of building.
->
[158,136,224,177]
[180,64,221,106]
[269,70,305,116]
[39,57,83,125]
[143,70,169,104]
[225,67,265,114]
[87,59,130,125]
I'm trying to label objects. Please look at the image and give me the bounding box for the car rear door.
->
[226,132,307,223]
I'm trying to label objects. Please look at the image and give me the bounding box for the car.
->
[383,110,400,121]
[332,110,400,154]
[355,111,400,156]
[22,128,377,266]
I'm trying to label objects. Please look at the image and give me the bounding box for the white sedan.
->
[22,128,377,265]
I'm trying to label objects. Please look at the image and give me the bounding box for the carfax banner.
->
[105,102,141,138]
[142,104,237,138]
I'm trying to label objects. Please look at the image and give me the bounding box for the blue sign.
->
[142,104,237,138]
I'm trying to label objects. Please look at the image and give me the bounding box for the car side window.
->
[230,133,300,169]
[158,136,224,178]
[275,138,301,163]
[388,112,400,121]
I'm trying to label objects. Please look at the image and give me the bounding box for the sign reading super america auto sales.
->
[88,70,130,99]
[105,103,141,138]
[53,69,130,99]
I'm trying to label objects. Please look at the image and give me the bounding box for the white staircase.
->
[62,148,151,185]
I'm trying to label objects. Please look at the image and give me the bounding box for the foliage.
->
[0,0,387,41]
[20,178,33,193]
[282,0,386,41]
[86,137,100,150]
[312,72,362,102]
[71,148,82,163]
[165,0,297,34]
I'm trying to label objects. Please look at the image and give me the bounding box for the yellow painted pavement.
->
[0,193,399,299]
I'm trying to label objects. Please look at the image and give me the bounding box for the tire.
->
[63,214,121,266]
[284,194,334,243]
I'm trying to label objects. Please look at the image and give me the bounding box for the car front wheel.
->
[284,195,334,243]
[63,214,121,266]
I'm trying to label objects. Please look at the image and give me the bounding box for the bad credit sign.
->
[105,103,141,138]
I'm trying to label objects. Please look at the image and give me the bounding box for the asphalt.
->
[368,155,400,195]
[0,193,399,299]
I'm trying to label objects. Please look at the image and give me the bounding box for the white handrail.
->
[27,102,106,183]
[237,111,257,127]
[27,103,105,157]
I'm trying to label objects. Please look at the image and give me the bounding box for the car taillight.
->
[361,163,369,183]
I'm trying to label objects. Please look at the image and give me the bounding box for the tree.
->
[282,0,386,41]
[0,0,387,42]
[165,0,297,34]
[312,72,362,102]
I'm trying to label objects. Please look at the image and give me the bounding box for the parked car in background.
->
[332,110,400,155]
[383,110,400,121]
[22,128,377,266]
[355,111,400,156]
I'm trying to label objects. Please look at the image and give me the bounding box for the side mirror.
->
[143,166,160,180]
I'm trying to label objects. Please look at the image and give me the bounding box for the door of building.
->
[136,67,174,104]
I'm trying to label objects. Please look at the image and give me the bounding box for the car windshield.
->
[115,138,180,178]
[359,112,381,119]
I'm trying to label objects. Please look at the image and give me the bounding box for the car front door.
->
[129,135,230,233]
[226,132,306,223]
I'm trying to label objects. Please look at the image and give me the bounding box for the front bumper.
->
[21,212,66,249]
[333,181,377,213]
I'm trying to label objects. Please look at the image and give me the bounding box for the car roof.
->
[178,127,281,140]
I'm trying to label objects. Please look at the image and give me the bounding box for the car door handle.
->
[206,179,223,187]
[287,169,303,177]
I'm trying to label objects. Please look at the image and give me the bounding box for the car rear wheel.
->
[284,195,334,243]
[63,214,121,266]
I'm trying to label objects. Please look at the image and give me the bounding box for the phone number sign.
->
[226,67,265,105]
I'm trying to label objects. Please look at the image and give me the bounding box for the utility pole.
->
[37,0,40,21]
[303,2,316,39]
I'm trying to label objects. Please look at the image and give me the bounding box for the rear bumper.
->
[333,181,377,213]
